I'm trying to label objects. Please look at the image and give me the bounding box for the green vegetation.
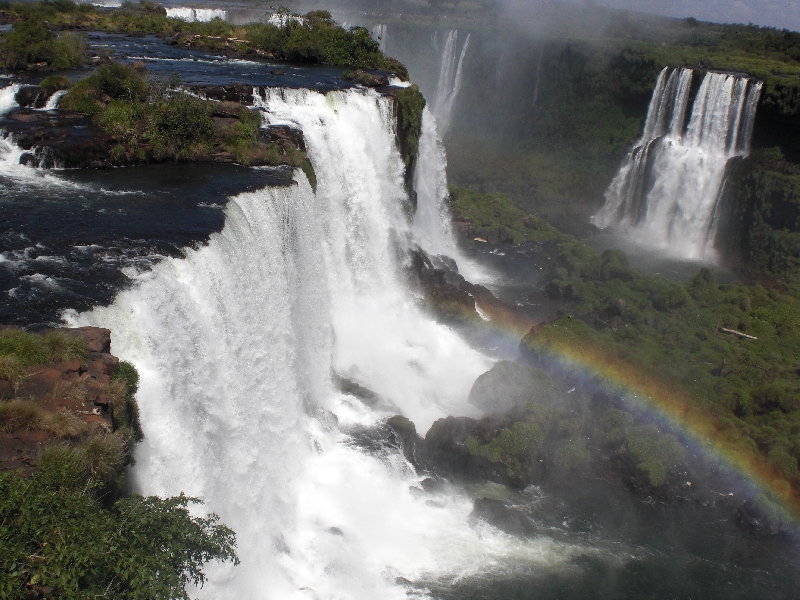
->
[0,17,85,70]
[59,62,307,166]
[600,408,685,487]
[0,455,238,598]
[38,74,71,93]
[394,84,425,191]
[719,151,800,287]
[460,397,683,489]
[449,187,800,496]
[526,247,800,491]
[0,328,86,367]
[0,332,238,597]
[0,1,408,76]
[449,186,559,244]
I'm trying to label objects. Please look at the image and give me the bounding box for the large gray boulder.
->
[468,360,559,414]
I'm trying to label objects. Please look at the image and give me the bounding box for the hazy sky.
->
[593,0,800,32]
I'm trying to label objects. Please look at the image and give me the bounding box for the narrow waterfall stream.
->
[593,67,763,261]
[432,30,471,133]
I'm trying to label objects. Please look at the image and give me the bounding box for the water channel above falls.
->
[1,33,799,600]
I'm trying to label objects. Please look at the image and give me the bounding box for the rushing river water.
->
[2,31,800,600]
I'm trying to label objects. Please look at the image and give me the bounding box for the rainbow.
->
[470,299,800,528]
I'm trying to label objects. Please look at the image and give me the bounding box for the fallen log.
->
[720,327,757,340]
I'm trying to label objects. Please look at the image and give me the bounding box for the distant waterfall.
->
[372,23,387,52]
[165,7,228,22]
[593,67,763,260]
[431,30,470,133]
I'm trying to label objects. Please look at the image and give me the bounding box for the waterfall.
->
[0,83,19,116]
[431,30,470,133]
[412,106,486,282]
[66,87,574,598]
[371,23,387,53]
[592,67,763,261]
[165,7,228,22]
[39,89,67,111]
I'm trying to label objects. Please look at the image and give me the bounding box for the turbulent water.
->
[593,67,763,261]
[432,30,470,134]
[64,87,588,598]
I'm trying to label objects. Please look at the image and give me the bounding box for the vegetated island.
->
[0,1,426,187]
[0,326,238,597]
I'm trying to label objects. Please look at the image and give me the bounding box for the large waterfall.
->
[592,67,763,260]
[432,30,471,133]
[67,88,572,598]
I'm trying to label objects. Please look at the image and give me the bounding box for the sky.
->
[592,0,800,32]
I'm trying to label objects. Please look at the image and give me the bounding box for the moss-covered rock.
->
[394,84,425,195]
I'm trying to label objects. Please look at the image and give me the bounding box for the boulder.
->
[66,327,111,353]
[468,360,560,414]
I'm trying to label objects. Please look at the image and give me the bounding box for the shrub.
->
[44,330,87,362]
[0,355,27,391]
[0,399,45,433]
[45,410,88,439]
[148,95,214,159]
[0,330,49,365]
[113,360,139,395]
[78,432,127,481]
[0,457,238,598]
[0,19,84,69]
[39,74,71,93]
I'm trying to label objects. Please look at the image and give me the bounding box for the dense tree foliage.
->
[450,187,800,497]
[0,452,238,599]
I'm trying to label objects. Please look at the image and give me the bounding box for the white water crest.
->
[0,83,19,116]
[593,67,763,261]
[431,30,470,133]
[166,7,228,22]
[38,89,68,111]
[66,87,593,598]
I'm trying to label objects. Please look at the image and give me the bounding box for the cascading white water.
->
[371,23,387,53]
[593,67,763,261]
[165,7,228,22]
[431,30,470,134]
[0,83,19,116]
[39,89,67,111]
[67,87,584,598]
[412,106,487,283]
[0,83,79,187]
